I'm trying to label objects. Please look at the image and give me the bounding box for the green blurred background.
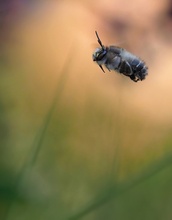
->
[1,0,172,219]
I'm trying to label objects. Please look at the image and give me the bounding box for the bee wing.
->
[119,60,133,76]
[120,60,139,82]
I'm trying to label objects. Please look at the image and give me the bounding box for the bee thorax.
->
[105,56,121,70]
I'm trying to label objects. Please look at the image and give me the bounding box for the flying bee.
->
[92,31,148,82]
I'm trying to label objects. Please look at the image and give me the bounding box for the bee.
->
[92,31,148,82]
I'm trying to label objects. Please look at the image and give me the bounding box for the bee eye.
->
[97,51,106,60]
[95,52,99,58]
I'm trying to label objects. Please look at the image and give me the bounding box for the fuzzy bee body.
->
[92,32,148,82]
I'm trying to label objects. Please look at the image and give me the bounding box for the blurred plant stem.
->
[4,46,74,220]
[67,152,172,220]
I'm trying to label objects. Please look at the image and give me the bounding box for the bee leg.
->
[105,65,111,72]
[130,74,139,82]
[98,65,105,73]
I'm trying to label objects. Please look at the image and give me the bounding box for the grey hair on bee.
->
[92,31,148,82]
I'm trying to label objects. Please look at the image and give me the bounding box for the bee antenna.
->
[95,31,104,49]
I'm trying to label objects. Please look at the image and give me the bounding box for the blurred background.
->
[1,0,172,219]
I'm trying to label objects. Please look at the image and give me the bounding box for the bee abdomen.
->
[118,60,132,75]
[130,58,148,82]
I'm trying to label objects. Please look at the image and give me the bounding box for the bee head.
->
[92,31,107,73]
[92,48,107,62]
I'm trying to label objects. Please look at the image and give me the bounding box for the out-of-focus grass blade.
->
[4,45,75,220]
[67,152,172,220]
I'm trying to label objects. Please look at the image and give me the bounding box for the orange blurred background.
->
[1,1,172,220]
